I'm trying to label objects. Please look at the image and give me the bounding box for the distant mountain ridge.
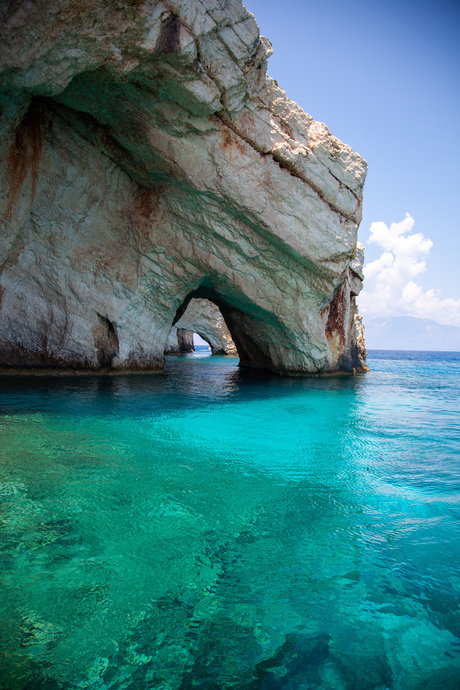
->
[363,316,460,352]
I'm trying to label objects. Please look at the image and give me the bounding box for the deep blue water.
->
[0,350,459,689]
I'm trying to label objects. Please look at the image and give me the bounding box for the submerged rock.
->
[0,0,368,374]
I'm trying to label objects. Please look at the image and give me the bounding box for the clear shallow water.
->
[0,350,459,689]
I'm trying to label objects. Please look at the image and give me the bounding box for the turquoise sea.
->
[0,350,459,689]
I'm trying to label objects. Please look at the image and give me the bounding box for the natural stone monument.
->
[0,0,368,374]
[165,298,237,354]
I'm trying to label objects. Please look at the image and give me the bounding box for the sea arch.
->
[165,298,237,356]
[0,0,368,376]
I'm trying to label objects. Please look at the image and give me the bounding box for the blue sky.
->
[244,0,460,326]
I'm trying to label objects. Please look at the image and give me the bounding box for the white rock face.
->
[166,298,237,354]
[0,0,368,374]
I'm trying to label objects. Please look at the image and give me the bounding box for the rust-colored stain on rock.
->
[122,186,164,251]
[3,99,44,221]
[325,285,347,349]
[221,128,246,159]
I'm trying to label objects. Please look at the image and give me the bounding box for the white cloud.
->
[359,214,460,327]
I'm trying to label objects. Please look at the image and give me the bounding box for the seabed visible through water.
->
[0,350,459,689]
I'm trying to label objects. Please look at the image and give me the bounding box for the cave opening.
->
[164,293,238,357]
[193,333,211,351]
[165,282,276,371]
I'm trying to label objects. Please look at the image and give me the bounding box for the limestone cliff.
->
[0,0,368,374]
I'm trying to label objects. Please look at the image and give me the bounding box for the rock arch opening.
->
[165,297,237,357]
[193,333,211,351]
[167,282,287,372]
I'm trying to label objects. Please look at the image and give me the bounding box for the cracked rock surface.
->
[0,0,368,374]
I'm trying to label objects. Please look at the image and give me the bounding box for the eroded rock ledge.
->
[0,0,368,375]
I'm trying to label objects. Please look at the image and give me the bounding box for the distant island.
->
[364,316,460,351]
